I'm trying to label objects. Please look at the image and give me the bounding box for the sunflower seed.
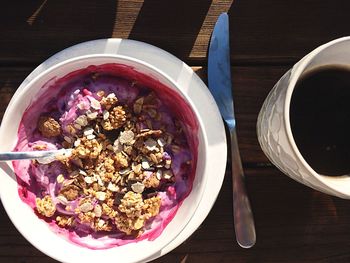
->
[64,136,72,143]
[119,168,131,175]
[156,169,162,180]
[157,138,166,147]
[144,138,157,151]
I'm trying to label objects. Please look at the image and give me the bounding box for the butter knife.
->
[208,13,256,248]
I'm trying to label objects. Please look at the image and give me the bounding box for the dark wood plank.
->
[1,0,350,65]
[2,167,350,262]
[0,65,290,164]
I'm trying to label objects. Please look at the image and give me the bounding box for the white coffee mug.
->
[257,37,350,199]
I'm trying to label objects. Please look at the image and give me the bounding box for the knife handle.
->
[230,128,256,248]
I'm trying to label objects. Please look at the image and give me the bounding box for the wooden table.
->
[2,1,350,262]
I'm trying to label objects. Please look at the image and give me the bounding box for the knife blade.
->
[208,12,256,248]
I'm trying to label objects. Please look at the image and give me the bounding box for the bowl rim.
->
[0,53,209,263]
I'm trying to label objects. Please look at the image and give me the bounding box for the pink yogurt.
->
[13,63,198,249]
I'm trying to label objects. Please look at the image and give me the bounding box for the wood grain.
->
[1,0,350,65]
[2,1,350,262]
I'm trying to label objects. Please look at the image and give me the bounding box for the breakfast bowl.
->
[0,39,227,263]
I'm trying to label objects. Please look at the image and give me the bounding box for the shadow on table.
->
[127,0,212,59]
[1,0,218,63]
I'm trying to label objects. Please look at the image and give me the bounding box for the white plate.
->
[4,39,227,262]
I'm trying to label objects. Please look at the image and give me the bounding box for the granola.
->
[13,65,196,248]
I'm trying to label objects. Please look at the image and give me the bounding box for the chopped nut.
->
[107,182,118,192]
[144,196,161,217]
[114,152,129,168]
[141,158,150,169]
[94,204,102,217]
[143,174,160,188]
[136,129,162,138]
[38,116,61,137]
[86,134,96,140]
[102,203,117,218]
[96,191,106,201]
[133,97,144,114]
[83,127,94,136]
[155,170,162,180]
[119,130,135,145]
[36,195,56,217]
[165,159,172,169]
[75,115,88,127]
[78,211,95,224]
[118,191,144,218]
[101,94,118,110]
[60,185,80,201]
[132,163,142,174]
[163,170,174,180]
[56,216,74,227]
[144,138,158,151]
[74,123,82,130]
[131,182,145,193]
[133,218,144,230]
[90,98,101,110]
[97,90,105,97]
[56,195,69,205]
[56,174,65,184]
[65,124,77,135]
[79,202,94,213]
[33,144,47,150]
[146,108,157,118]
[86,111,98,120]
[103,110,110,120]
[74,138,81,147]
[119,167,131,175]
[150,153,158,164]
[102,106,127,130]
[73,137,102,159]
[157,138,166,147]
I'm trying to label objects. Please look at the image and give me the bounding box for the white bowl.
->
[0,54,210,263]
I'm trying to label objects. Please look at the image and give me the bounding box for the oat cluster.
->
[35,90,182,237]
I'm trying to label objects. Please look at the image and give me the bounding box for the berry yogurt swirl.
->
[13,63,198,249]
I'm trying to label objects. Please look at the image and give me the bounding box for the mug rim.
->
[284,36,350,197]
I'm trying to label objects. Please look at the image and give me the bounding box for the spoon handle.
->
[230,127,256,248]
[0,149,70,161]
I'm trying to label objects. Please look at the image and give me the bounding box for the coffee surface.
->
[290,65,350,176]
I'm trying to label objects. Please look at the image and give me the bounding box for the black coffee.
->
[290,65,350,176]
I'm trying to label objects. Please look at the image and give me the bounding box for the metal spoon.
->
[0,148,72,164]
